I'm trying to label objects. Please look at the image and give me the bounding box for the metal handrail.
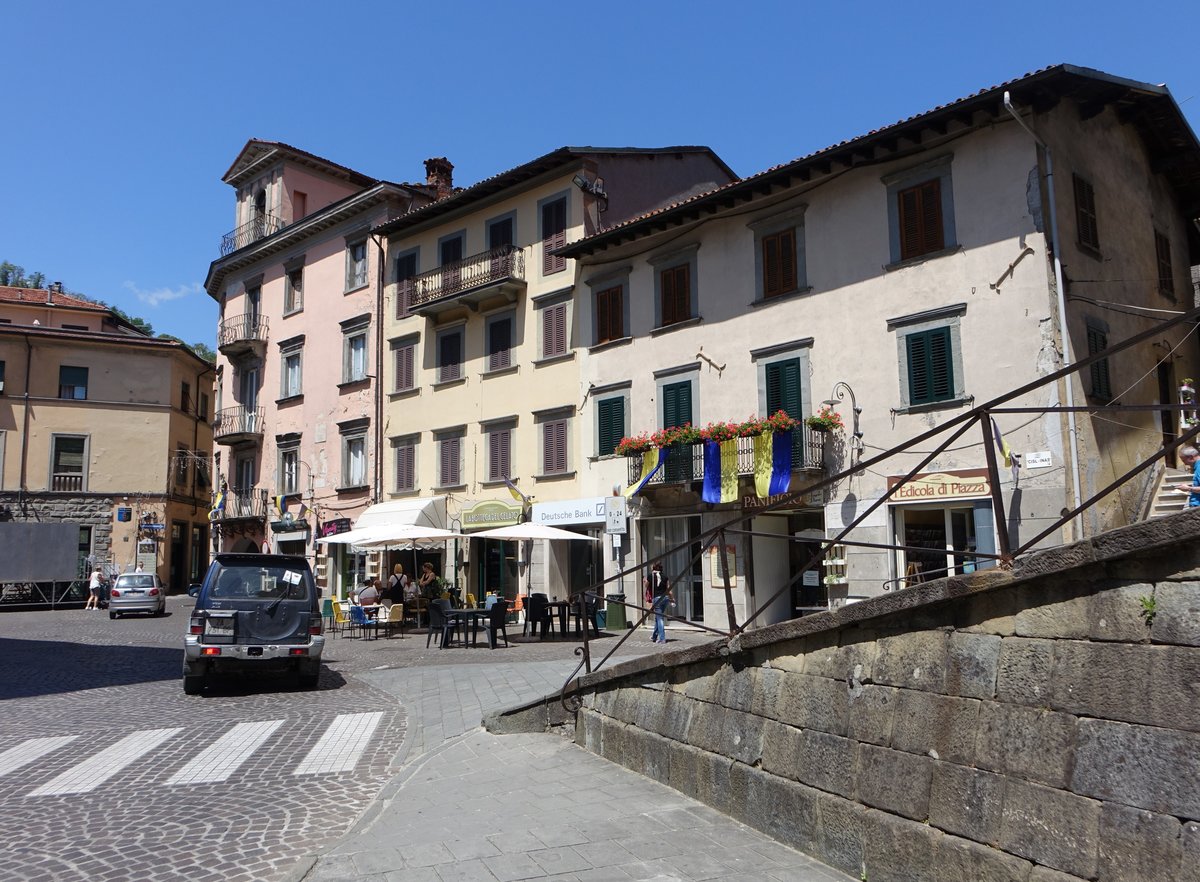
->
[213,406,264,439]
[217,313,269,349]
[220,213,284,256]
[408,245,524,308]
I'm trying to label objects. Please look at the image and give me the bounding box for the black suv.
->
[183,553,325,695]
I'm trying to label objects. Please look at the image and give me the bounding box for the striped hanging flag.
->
[208,489,226,522]
[273,495,288,519]
[992,418,1019,484]
[503,475,529,506]
[701,439,739,503]
[755,430,794,497]
[624,447,669,498]
[296,501,311,521]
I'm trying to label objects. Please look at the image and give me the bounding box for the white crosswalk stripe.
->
[294,712,383,775]
[167,719,284,785]
[0,736,78,778]
[28,727,182,796]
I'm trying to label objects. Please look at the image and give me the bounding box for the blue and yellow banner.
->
[701,439,739,503]
[753,430,793,498]
[624,447,669,498]
[208,489,226,522]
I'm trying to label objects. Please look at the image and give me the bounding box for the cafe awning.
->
[353,496,448,531]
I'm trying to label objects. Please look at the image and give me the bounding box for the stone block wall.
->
[572,510,1200,881]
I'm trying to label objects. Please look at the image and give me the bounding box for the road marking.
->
[294,712,383,775]
[0,736,78,778]
[167,720,284,785]
[28,728,182,796]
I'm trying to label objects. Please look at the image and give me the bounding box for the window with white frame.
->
[341,315,370,383]
[538,411,570,476]
[279,336,304,398]
[339,419,369,488]
[278,437,300,495]
[486,312,513,371]
[391,336,417,393]
[437,326,464,383]
[346,239,368,290]
[435,429,463,488]
[485,420,514,482]
[391,435,417,492]
[284,265,304,314]
[50,434,87,491]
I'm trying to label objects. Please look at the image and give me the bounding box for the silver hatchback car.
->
[109,573,166,619]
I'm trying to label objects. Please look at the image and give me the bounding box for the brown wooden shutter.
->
[762,229,797,298]
[542,199,567,274]
[395,345,414,392]
[543,303,566,357]
[440,436,459,486]
[1074,175,1099,251]
[898,178,943,260]
[395,443,414,491]
[596,286,623,342]
[543,420,567,473]
[661,265,690,325]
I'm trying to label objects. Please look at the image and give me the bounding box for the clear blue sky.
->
[4,1,1198,346]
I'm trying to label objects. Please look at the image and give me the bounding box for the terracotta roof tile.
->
[0,286,108,311]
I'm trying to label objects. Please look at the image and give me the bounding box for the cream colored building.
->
[561,65,1200,626]
[0,286,215,591]
[374,147,735,601]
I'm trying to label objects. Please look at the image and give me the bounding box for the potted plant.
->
[614,432,653,456]
[805,406,844,433]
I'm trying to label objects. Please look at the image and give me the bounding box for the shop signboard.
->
[532,497,607,526]
[319,518,352,538]
[886,468,990,501]
[462,500,523,530]
[604,497,627,534]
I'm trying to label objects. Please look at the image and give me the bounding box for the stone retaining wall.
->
[567,510,1200,881]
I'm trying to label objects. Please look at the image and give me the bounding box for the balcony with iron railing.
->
[215,488,269,522]
[406,245,525,315]
[217,313,269,358]
[213,406,265,446]
[625,428,826,487]
[220,212,285,256]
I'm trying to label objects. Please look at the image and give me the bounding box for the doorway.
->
[169,521,188,594]
[640,515,703,621]
[893,503,995,586]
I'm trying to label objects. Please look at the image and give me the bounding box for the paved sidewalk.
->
[294,654,855,882]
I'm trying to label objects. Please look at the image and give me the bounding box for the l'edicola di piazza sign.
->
[886,468,991,501]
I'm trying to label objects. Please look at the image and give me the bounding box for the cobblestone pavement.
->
[1,600,852,881]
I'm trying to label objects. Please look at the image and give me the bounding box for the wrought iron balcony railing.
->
[408,245,525,310]
[216,488,268,521]
[625,428,826,487]
[213,406,265,443]
[220,213,284,256]
[217,313,269,353]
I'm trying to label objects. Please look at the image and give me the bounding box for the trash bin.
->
[605,593,627,630]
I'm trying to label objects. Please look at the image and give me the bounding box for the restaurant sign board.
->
[886,468,990,501]
[462,500,523,530]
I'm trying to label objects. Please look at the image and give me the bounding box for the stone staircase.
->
[1149,466,1193,518]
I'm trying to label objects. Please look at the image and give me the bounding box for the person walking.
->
[85,568,104,611]
[1177,445,1200,507]
[644,562,673,644]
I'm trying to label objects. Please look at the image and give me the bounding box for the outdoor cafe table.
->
[454,607,492,647]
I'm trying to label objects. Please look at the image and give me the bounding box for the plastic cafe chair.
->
[426,599,462,649]
[382,602,406,638]
[320,597,334,632]
[349,604,379,640]
[331,600,350,636]
[465,593,478,609]
[525,593,554,639]
[482,598,510,649]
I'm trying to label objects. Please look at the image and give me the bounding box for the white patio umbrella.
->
[471,523,600,602]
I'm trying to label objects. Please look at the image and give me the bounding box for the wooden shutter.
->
[662,381,693,429]
[1074,175,1099,251]
[1156,231,1174,297]
[543,420,567,474]
[489,218,513,249]
[661,265,690,326]
[488,429,510,481]
[1087,325,1111,400]
[439,332,461,382]
[597,397,624,456]
[395,442,414,491]
[394,345,414,392]
[898,178,944,260]
[439,436,460,486]
[542,198,566,274]
[596,286,623,343]
[395,254,416,317]
[762,229,797,298]
[765,359,801,417]
[489,318,512,371]
[907,327,954,405]
[542,303,566,357]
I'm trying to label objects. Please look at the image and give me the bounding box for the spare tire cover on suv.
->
[198,556,317,645]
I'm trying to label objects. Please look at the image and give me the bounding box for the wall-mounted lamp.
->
[571,173,608,210]
[822,382,864,468]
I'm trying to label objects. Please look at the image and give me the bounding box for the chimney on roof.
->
[50,281,63,294]
[424,157,454,200]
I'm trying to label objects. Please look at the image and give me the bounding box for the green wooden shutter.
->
[765,358,803,466]
[907,327,954,405]
[597,397,624,456]
[662,381,693,482]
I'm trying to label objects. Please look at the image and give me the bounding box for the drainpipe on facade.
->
[370,231,386,505]
[1004,92,1084,536]
[193,361,215,518]
[18,333,32,505]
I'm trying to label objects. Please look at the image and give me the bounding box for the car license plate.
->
[128,590,143,595]
[206,618,235,637]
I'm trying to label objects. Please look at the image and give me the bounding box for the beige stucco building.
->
[0,286,215,591]
[374,147,735,601]
[561,65,1200,626]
